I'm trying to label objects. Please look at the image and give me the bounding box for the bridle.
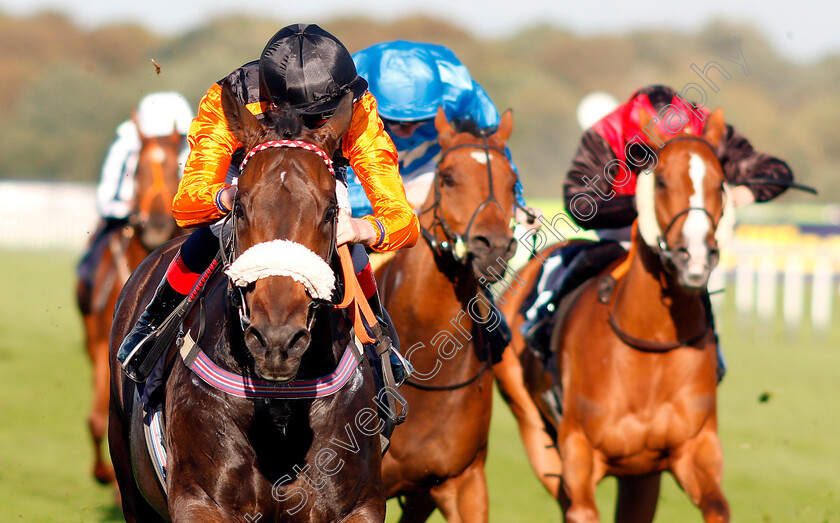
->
[220,140,340,332]
[418,135,515,264]
[646,135,724,271]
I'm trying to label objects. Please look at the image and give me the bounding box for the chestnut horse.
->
[77,126,183,484]
[109,87,385,521]
[376,109,518,521]
[499,109,733,522]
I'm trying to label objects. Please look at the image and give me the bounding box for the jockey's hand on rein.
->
[336,209,377,247]
[516,205,544,229]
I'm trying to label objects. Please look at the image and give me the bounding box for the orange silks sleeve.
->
[343,92,420,252]
[172,83,242,228]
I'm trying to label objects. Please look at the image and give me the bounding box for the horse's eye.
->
[325,204,338,223]
[655,176,666,189]
[233,201,245,218]
[440,172,456,187]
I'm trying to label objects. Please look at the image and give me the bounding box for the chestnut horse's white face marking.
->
[470,151,487,165]
[682,153,710,277]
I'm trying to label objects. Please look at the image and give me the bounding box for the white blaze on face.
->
[470,151,488,165]
[683,153,710,275]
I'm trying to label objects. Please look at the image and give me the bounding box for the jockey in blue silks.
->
[347,40,532,218]
[347,40,540,363]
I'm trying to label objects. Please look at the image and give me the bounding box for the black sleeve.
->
[717,124,794,202]
[563,129,638,230]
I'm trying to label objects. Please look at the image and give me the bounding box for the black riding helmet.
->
[259,24,368,116]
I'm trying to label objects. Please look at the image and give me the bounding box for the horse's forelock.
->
[450,117,485,138]
[262,104,303,141]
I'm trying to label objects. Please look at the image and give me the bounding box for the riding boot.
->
[117,276,187,382]
[479,286,513,364]
[702,292,726,383]
[715,334,726,383]
[366,292,413,386]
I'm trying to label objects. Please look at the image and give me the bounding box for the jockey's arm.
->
[718,124,794,204]
[172,83,240,229]
[564,128,638,230]
[341,93,420,252]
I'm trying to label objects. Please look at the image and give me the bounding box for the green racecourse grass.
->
[1,248,839,522]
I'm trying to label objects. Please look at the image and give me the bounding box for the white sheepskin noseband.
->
[224,240,335,300]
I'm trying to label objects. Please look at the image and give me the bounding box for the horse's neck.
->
[396,233,483,342]
[612,241,707,342]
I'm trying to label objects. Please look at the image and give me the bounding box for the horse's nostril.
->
[286,329,311,357]
[244,326,267,352]
[470,236,492,253]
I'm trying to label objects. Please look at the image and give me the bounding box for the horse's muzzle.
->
[244,323,312,382]
[469,234,517,282]
[671,246,720,291]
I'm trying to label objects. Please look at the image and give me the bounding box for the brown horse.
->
[499,109,732,522]
[77,125,183,484]
[376,109,518,521]
[109,86,387,522]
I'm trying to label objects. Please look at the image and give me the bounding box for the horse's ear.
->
[166,127,181,147]
[221,80,262,146]
[309,92,353,157]
[702,108,725,149]
[489,109,513,146]
[435,106,455,147]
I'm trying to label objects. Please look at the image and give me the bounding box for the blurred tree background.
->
[0,11,836,201]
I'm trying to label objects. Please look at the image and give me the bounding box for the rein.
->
[418,137,512,263]
[600,219,713,352]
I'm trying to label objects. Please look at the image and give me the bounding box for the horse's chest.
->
[584,395,711,459]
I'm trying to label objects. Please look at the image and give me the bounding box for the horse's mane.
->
[262,103,304,140]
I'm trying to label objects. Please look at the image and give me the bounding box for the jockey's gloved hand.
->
[336,209,377,246]
[730,185,756,207]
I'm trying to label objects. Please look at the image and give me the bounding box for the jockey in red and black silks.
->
[521,85,795,378]
[564,84,793,231]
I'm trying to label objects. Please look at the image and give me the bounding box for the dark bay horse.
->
[500,109,733,522]
[77,125,183,484]
[376,108,518,521]
[109,87,385,521]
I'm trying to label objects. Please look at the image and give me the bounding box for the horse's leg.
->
[494,345,563,498]
[427,457,489,523]
[560,430,600,523]
[614,473,661,523]
[397,492,437,523]
[669,428,730,523]
[88,314,115,484]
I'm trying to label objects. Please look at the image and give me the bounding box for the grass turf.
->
[0,249,838,522]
